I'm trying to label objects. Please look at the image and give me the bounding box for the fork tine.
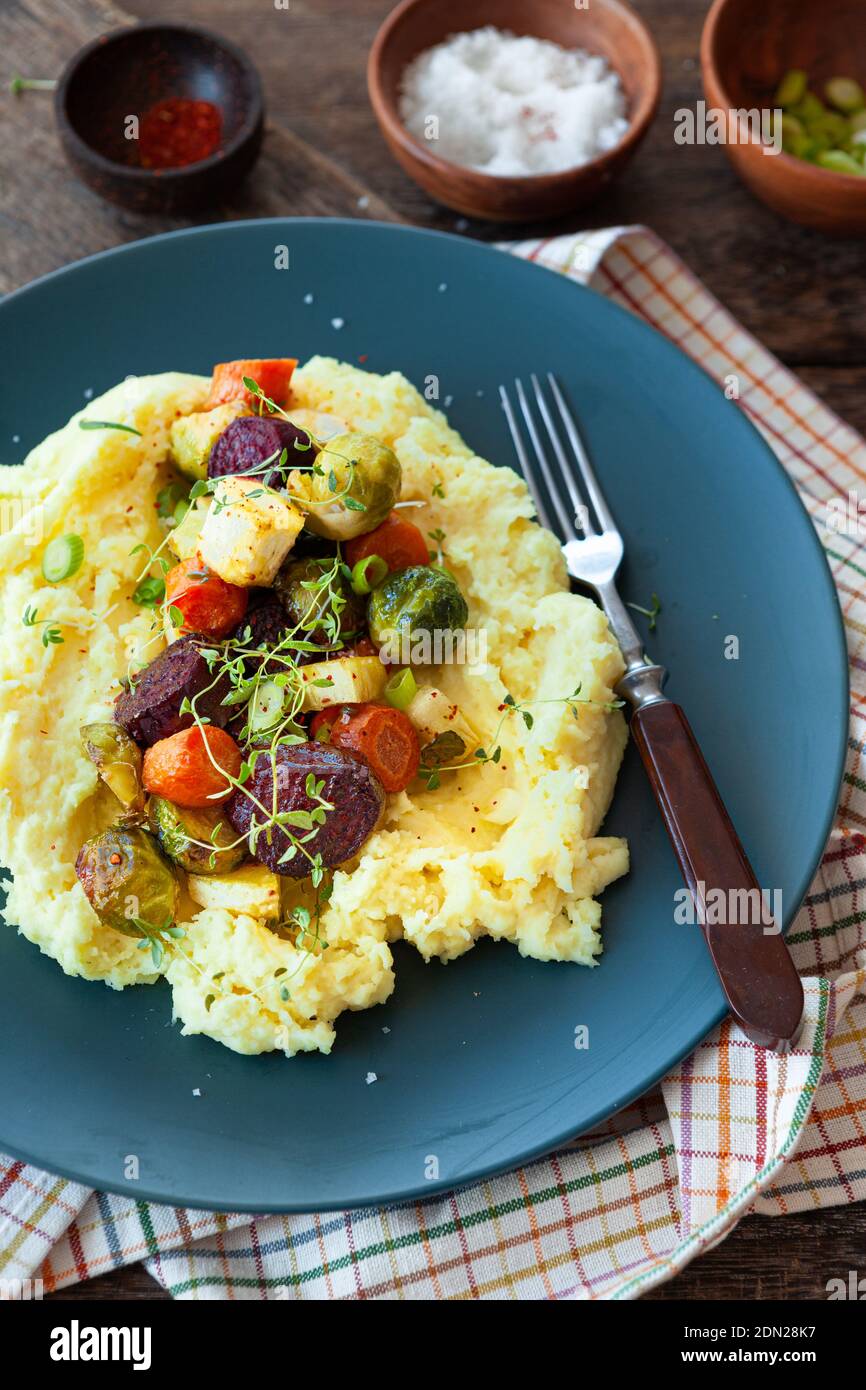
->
[514,378,576,539]
[499,385,553,530]
[530,374,596,536]
[547,373,618,534]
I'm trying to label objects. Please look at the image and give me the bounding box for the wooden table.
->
[2,0,863,1301]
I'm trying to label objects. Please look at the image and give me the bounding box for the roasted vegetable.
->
[187,862,281,917]
[198,476,305,587]
[273,556,364,646]
[169,402,249,482]
[231,592,298,666]
[298,654,388,710]
[226,742,385,876]
[208,416,315,490]
[326,702,420,793]
[405,683,477,747]
[164,557,248,638]
[74,825,178,937]
[204,358,297,411]
[367,566,468,659]
[80,722,144,811]
[344,512,429,572]
[293,432,401,541]
[167,497,210,561]
[114,633,232,747]
[149,796,246,874]
[142,725,242,808]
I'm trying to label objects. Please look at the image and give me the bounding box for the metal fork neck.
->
[593,580,669,711]
[617,661,668,711]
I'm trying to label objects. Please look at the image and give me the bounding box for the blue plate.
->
[0,221,847,1211]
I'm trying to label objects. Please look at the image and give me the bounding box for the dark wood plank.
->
[0,0,399,295]
[115,0,866,367]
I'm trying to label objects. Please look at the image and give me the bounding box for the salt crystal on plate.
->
[331,317,345,330]
[400,27,629,177]
[303,293,314,304]
[365,1071,377,1085]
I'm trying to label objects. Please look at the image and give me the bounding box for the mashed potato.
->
[0,360,628,1056]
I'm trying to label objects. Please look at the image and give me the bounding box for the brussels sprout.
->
[294,432,401,541]
[367,566,468,662]
[74,825,179,938]
[273,556,365,646]
[149,796,246,875]
[80,722,144,811]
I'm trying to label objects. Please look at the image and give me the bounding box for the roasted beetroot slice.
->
[226,742,385,877]
[114,633,231,747]
[208,417,317,490]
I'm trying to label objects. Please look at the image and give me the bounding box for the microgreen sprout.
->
[22,605,64,647]
[627,593,661,633]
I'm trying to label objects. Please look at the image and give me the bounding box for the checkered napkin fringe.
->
[1,228,863,1300]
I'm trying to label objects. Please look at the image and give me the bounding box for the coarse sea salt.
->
[399,27,629,177]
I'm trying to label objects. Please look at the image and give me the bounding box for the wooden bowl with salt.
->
[367,0,661,223]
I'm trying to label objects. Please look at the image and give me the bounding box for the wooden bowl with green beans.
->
[702,0,866,235]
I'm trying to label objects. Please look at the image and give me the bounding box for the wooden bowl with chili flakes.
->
[55,23,264,214]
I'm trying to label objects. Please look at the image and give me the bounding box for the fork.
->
[501,373,804,1052]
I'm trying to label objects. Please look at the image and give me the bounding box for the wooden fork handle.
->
[630,700,804,1051]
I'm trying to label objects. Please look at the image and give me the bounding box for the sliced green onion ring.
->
[350,553,388,595]
[42,534,84,583]
[384,667,417,711]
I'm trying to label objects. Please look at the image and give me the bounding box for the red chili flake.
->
[854,833,866,850]
[358,354,368,363]
[109,852,122,865]
[138,98,222,171]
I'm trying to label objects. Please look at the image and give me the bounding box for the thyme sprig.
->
[132,915,186,969]
[421,685,624,790]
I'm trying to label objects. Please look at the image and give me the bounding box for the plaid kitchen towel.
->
[1,227,864,1301]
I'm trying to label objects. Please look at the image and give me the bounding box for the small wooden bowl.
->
[367,0,661,223]
[55,23,264,214]
[702,0,866,235]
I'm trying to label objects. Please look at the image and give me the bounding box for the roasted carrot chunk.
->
[142,726,242,808]
[165,557,248,638]
[345,513,430,573]
[326,702,420,793]
[204,358,297,410]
